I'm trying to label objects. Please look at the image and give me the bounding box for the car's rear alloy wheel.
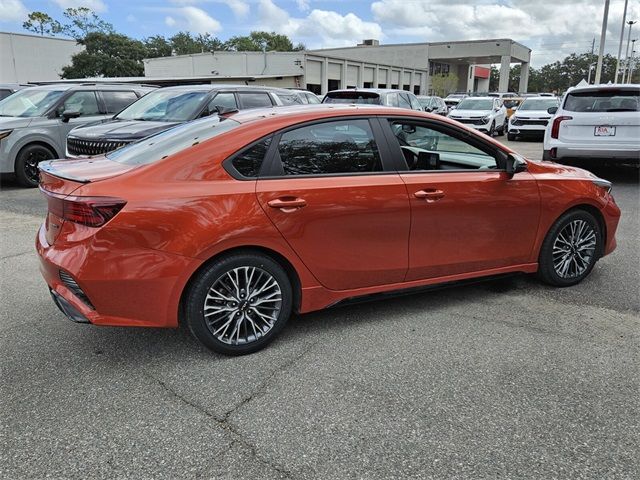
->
[16,144,55,187]
[185,253,292,355]
[538,210,602,287]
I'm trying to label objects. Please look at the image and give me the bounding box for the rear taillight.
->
[42,189,126,227]
[551,115,572,139]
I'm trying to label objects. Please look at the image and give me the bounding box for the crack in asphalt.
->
[144,341,318,479]
[0,250,33,261]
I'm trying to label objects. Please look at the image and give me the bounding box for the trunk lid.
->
[39,157,134,245]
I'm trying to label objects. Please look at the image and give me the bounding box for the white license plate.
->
[595,125,616,136]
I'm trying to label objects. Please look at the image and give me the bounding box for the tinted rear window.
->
[323,92,381,105]
[107,116,240,165]
[564,89,639,112]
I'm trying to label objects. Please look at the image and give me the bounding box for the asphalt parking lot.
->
[1,139,638,479]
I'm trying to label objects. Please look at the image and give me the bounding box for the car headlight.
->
[592,179,612,194]
[481,115,491,123]
[0,130,12,141]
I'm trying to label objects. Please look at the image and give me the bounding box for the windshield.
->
[564,89,639,112]
[418,97,433,107]
[456,98,493,110]
[115,89,209,122]
[107,116,240,165]
[323,92,381,105]
[0,89,65,117]
[519,98,559,111]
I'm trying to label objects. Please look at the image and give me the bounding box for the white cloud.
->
[0,0,28,22]
[164,6,221,34]
[370,0,640,66]
[257,0,383,48]
[53,0,107,13]
[296,0,310,12]
[225,0,249,18]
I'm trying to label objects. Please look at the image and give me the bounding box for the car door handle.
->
[414,189,445,201]
[267,197,307,211]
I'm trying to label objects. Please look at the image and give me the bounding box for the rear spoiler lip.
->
[39,160,91,184]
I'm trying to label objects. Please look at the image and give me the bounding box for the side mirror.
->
[506,153,528,178]
[61,110,81,123]
[547,106,558,114]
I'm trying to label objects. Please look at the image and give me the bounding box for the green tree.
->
[430,73,459,97]
[144,35,172,58]
[61,32,147,78]
[22,11,62,36]
[61,7,114,40]
[168,31,227,55]
[226,31,304,52]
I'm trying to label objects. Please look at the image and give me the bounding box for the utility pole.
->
[595,0,610,84]
[622,21,637,82]
[591,37,596,55]
[615,0,629,83]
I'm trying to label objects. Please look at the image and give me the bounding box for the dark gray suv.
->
[0,83,154,187]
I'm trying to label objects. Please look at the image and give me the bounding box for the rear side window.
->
[564,89,639,112]
[323,92,381,105]
[276,119,382,176]
[408,94,422,110]
[107,116,240,165]
[231,138,271,177]
[238,93,273,109]
[0,89,12,101]
[305,93,321,104]
[102,91,139,114]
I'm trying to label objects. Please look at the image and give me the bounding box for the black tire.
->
[15,144,56,188]
[537,210,602,287]
[496,120,506,136]
[507,133,516,141]
[184,252,293,355]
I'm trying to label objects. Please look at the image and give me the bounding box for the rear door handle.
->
[267,197,307,211]
[414,189,445,201]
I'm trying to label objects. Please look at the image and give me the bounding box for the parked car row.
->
[0,83,320,187]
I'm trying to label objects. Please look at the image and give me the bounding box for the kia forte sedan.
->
[37,105,621,355]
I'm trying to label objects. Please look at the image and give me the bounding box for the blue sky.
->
[1,1,638,66]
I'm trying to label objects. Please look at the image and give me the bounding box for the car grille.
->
[511,118,549,126]
[59,270,95,310]
[455,118,486,126]
[67,137,130,156]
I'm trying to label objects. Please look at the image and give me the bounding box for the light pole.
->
[595,0,610,84]
[615,0,629,83]
[587,62,596,84]
[626,39,636,83]
[622,20,637,83]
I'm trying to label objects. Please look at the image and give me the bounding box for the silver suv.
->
[0,83,154,186]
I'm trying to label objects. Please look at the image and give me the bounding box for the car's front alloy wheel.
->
[15,144,55,187]
[185,252,292,355]
[538,210,602,287]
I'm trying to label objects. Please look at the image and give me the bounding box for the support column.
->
[498,55,510,92]
[340,61,347,89]
[519,62,529,93]
[466,65,475,93]
[374,65,379,89]
[321,58,328,95]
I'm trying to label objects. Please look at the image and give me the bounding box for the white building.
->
[0,32,83,83]
[143,38,532,95]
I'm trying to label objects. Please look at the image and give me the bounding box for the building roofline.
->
[0,30,78,43]
[313,38,530,52]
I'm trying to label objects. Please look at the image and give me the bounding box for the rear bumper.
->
[36,223,196,328]
[544,140,640,161]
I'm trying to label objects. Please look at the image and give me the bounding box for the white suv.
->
[448,96,507,136]
[543,84,639,164]
[508,96,560,140]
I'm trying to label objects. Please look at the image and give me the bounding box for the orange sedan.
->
[36,105,621,355]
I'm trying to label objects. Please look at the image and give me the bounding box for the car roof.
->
[149,84,296,93]
[17,83,153,92]
[326,88,415,95]
[566,84,639,94]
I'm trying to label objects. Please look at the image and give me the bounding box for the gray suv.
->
[0,83,154,186]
